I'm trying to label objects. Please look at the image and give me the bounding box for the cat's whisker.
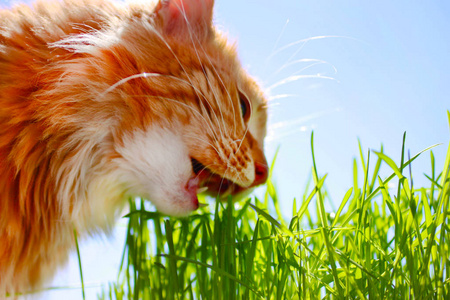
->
[197,86,226,141]
[149,27,224,140]
[271,58,337,80]
[218,163,232,198]
[191,35,239,135]
[121,70,223,144]
[201,68,228,138]
[132,95,220,145]
[1,0,270,293]
[262,18,290,75]
[211,69,238,136]
[265,127,311,142]
[272,36,354,84]
[183,25,228,138]
[235,126,250,156]
[266,74,338,93]
[236,95,253,150]
[287,63,337,80]
[267,35,345,63]
[165,2,224,127]
[269,109,335,129]
[184,133,221,158]
[194,162,220,186]
[156,12,248,194]
[224,138,246,187]
[197,49,238,135]
[173,9,231,138]
[268,94,299,101]
[100,72,163,98]
[150,75,223,141]
[151,10,235,142]
[231,120,252,185]
[265,108,340,142]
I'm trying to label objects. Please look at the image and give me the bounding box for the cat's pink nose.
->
[251,161,269,187]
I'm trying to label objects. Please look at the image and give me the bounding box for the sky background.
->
[1,0,449,299]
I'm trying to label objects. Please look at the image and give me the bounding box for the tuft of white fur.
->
[114,125,198,216]
[76,168,127,233]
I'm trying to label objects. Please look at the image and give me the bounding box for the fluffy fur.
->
[0,0,268,295]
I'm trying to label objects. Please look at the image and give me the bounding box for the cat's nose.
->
[251,161,269,187]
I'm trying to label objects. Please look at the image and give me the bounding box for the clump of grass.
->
[98,112,450,300]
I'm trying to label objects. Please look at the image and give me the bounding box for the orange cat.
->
[0,0,268,295]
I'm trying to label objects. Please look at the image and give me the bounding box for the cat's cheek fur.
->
[114,126,198,216]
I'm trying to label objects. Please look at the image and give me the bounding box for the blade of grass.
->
[73,228,86,300]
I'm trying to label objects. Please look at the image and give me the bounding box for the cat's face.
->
[54,0,268,217]
[110,0,269,216]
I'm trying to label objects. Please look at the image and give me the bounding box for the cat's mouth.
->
[191,158,245,197]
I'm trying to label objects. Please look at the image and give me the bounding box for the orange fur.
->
[0,0,268,295]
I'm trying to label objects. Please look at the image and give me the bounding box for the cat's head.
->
[52,0,268,218]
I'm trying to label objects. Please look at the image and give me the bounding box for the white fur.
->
[114,126,197,216]
[75,168,127,233]
[58,125,198,235]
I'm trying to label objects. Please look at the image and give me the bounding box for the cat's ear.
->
[154,0,214,40]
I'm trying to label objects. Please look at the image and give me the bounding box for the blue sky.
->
[2,0,449,298]
[215,0,450,210]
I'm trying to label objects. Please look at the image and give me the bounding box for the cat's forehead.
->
[169,34,240,76]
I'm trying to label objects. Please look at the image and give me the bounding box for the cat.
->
[0,0,268,295]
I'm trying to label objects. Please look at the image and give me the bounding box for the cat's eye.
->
[239,91,251,122]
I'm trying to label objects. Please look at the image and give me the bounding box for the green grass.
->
[97,112,450,299]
